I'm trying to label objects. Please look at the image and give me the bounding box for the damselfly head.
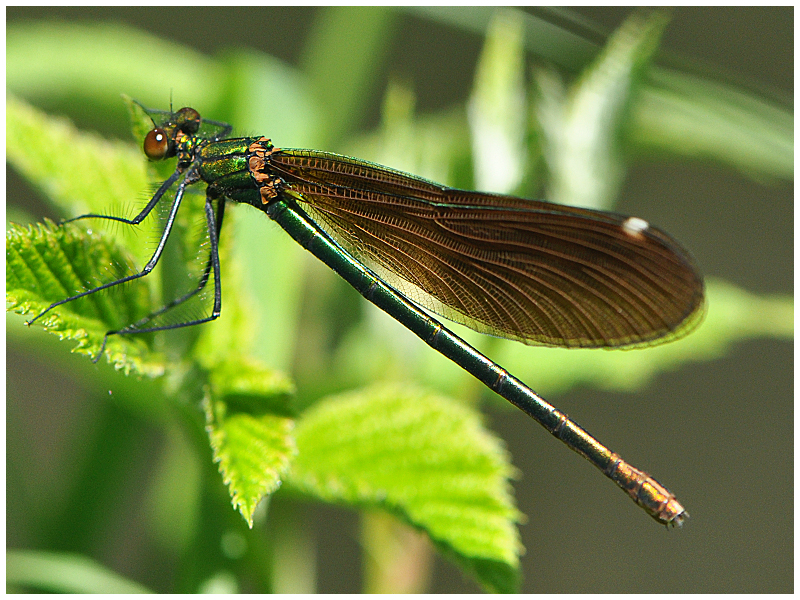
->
[142,107,201,161]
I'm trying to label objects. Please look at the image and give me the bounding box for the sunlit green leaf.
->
[287,385,522,593]
[204,386,297,527]
[6,222,162,376]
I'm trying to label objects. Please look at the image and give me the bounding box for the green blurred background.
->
[6,7,792,593]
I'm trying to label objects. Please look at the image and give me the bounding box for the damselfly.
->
[28,104,705,526]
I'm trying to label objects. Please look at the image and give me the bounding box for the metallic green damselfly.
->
[29,104,705,526]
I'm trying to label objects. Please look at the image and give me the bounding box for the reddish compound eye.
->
[143,128,170,160]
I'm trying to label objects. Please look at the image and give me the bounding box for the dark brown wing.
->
[268,149,705,348]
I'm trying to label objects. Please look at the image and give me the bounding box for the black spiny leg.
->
[94,191,225,361]
[27,168,187,328]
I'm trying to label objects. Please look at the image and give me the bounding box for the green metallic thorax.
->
[196,137,263,206]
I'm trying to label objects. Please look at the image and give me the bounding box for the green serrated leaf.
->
[7,95,169,303]
[6,222,163,376]
[204,392,297,528]
[287,385,522,593]
[208,356,296,417]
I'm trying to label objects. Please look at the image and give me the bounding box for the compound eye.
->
[143,128,170,160]
[176,107,201,134]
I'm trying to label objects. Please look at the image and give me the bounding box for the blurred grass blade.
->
[535,11,669,210]
[406,6,600,71]
[468,9,527,194]
[7,95,148,219]
[7,21,223,131]
[633,68,793,180]
[7,549,152,593]
[300,6,398,145]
